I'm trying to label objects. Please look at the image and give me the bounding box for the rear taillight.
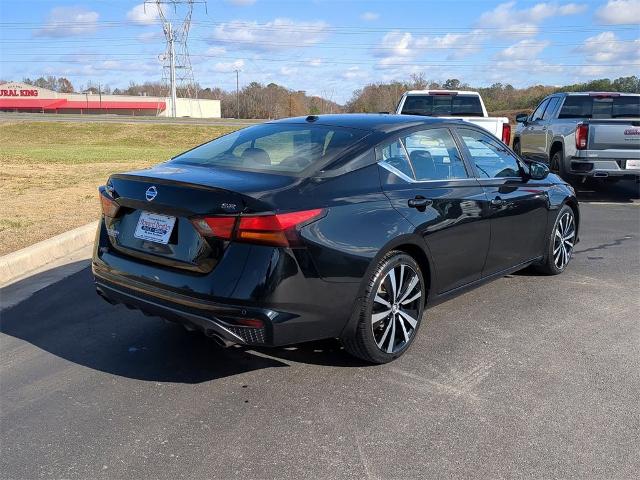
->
[99,188,120,217]
[237,209,324,247]
[576,123,589,150]
[501,123,511,146]
[191,209,324,247]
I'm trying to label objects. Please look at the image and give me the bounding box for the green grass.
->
[0,120,242,254]
[0,122,239,164]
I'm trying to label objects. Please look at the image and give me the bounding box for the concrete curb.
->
[0,221,98,286]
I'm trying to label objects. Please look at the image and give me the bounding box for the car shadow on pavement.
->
[0,265,363,384]
[574,179,639,203]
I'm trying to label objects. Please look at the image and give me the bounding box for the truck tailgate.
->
[589,121,640,151]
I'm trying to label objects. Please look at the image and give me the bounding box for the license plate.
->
[134,211,176,244]
[626,160,640,170]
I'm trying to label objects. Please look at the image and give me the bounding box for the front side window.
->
[458,128,522,179]
[170,123,369,175]
[402,128,468,181]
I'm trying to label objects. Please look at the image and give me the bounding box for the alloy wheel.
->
[371,263,422,354]
[553,211,575,270]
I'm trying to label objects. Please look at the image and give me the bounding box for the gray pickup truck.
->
[513,92,640,183]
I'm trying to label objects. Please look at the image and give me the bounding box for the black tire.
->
[342,250,426,364]
[534,205,576,275]
[512,139,521,156]
[550,150,576,184]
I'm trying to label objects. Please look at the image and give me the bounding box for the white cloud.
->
[477,2,586,36]
[226,0,257,5]
[308,58,323,67]
[212,59,245,72]
[138,31,163,43]
[495,39,550,60]
[126,3,164,25]
[34,7,99,37]
[279,66,298,76]
[579,31,640,63]
[595,0,640,24]
[210,18,328,51]
[341,66,367,80]
[373,29,484,67]
[493,58,566,75]
[361,12,380,21]
[206,46,227,56]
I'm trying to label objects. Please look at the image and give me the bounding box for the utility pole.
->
[98,82,102,110]
[234,69,240,119]
[168,22,177,118]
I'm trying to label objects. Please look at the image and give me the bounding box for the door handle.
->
[490,197,504,207]
[408,197,432,209]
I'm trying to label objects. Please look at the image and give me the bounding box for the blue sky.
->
[1,0,638,102]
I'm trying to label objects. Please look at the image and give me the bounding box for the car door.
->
[455,127,548,276]
[520,98,550,161]
[378,126,491,293]
[539,96,561,163]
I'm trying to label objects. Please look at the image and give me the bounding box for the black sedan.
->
[93,114,579,364]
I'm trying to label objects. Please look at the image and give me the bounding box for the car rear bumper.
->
[92,219,360,347]
[94,270,271,346]
[570,158,640,179]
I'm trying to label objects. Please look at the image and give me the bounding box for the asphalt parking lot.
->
[1,181,639,479]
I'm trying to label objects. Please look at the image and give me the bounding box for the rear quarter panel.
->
[297,164,419,283]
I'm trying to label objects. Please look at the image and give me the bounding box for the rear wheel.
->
[534,205,576,275]
[550,150,576,183]
[342,251,425,364]
[512,139,521,156]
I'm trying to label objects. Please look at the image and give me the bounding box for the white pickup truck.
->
[396,90,511,145]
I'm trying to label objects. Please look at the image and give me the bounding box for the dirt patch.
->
[0,121,240,255]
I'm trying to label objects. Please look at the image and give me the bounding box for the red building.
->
[0,82,220,117]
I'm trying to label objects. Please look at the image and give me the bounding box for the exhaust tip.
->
[205,330,235,348]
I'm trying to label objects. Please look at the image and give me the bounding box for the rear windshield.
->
[558,95,640,119]
[401,94,484,117]
[170,123,369,175]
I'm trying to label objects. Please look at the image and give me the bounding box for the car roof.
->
[268,113,461,133]
[559,92,640,97]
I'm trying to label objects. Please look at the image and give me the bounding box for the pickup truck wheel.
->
[534,205,576,275]
[512,139,521,156]
[551,150,576,183]
[342,251,425,364]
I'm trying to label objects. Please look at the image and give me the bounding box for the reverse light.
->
[576,123,589,150]
[502,123,512,146]
[99,188,120,218]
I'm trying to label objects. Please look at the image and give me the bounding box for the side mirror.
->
[528,161,549,180]
[515,113,529,124]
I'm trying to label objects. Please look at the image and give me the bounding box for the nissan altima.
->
[93,114,579,363]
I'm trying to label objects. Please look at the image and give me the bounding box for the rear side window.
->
[171,124,369,175]
[542,97,561,120]
[458,128,521,179]
[402,128,468,181]
[559,95,640,119]
[401,95,484,117]
[531,98,550,121]
[379,139,415,179]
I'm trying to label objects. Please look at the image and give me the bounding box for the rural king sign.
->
[0,83,39,97]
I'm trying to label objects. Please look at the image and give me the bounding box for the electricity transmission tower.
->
[145,0,206,117]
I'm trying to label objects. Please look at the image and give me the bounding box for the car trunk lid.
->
[103,164,298,272]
